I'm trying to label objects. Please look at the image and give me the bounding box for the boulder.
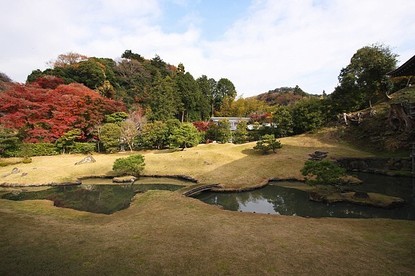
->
[113,176,137,183]
[353,191,369,199]
[75,155,96,165]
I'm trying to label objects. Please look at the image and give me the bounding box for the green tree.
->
[55,129,82,154]
[291,98,326,134]
[169,123,201,150]
[233,121,249,144]
[205,119,231,143]
[301,160,346,186]
[330,44,398,113]
[0,126,20,157]
[105,112,129,124]
[149,72,179,121]
[175,64,202,122]
[214,78,237,112]
[273,106,293,137]
[100,123,121,153]
[253,134,282,154]
[121,50,144,62]
[138,121,169,149]
[216,119,232,143]
[196,75,216,119]
[113,154,145,176]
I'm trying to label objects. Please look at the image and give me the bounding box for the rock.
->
[308,151,328,161]
[2,168,21,178]
[353,191,369,199]
[308,191,325,202]
[113,176,137,183]
[11,167,20,174]
[308,187,405,208]
[339,175,363,185]
[75,155,96,165]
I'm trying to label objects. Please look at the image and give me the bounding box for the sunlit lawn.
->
[1,131,413,275]
[0,129,374,189]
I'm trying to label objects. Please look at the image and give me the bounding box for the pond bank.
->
[336,157,413,177]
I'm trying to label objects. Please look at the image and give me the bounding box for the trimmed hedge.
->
[71,142,96,154]
[16,143,59,157]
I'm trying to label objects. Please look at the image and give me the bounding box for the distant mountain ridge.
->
[253,85,318,106]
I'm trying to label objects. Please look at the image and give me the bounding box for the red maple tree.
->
[0,82,125,142]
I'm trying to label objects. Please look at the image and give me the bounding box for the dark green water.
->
[193,173,415,220]
[2,183,183,214]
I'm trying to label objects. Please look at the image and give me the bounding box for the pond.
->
[1,178,186,214]
[193,173,415,220]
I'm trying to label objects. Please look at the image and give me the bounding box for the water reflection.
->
[194,174,415,220]
[2,183,183,214]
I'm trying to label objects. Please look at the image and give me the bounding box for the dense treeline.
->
[0,44,404,156]
[26,50,237,122]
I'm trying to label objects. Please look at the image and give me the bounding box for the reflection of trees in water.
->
[3,185,137,214]
[196,183,415,220]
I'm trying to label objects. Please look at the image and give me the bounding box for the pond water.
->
[1,181,184,214]
[193,173,415,220]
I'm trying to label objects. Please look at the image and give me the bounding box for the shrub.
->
[301,160,346,186]
[233,121,248,144]
[16,143,59,157]
[100,123,121,153]
[71,142,96,154]
[22,156,32,164]
[253,134,282,154]
[113,154,145,176]
[169,123,201,150]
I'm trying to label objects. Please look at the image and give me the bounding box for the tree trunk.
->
[388,103,413,132]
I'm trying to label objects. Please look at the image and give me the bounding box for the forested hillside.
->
[0,44,413,156]
[24,51,240,122]
[254,85,314,106]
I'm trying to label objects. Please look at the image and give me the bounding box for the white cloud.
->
[1,0,414,97]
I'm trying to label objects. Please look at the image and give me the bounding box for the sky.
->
[1,0,414,97]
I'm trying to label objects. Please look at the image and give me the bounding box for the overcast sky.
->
[1,0,414,97]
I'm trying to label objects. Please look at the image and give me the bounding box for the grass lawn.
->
[1,131,414,275]
[0,129,374,189]
[0,191,414,275]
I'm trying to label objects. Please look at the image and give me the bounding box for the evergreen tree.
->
[175,64,202,122]
[233,121,249,144]
[100,123,121,153]
[273,106,294,137]
[149,72,179,121]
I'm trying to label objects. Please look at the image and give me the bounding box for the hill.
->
[253,85,319,106]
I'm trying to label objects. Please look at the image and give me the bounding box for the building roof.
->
[210,117,250,121]
[387,55,415,77]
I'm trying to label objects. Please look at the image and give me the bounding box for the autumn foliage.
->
[0,82,125,143]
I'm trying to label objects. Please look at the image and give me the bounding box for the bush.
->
[15,143,59,157]
[71,142,96,154]
[113,154,145,176]
[301,160,346,186]
[22,156,32,164]
[253,134,282,154]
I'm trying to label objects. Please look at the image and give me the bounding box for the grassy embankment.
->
[0,129,374,189]
[1,131,414,275]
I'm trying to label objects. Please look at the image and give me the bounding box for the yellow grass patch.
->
[0,132,374,189]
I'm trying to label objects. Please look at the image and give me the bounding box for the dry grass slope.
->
[0,191,414,275]
[0,133,413,275]
[0,130,374,189]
